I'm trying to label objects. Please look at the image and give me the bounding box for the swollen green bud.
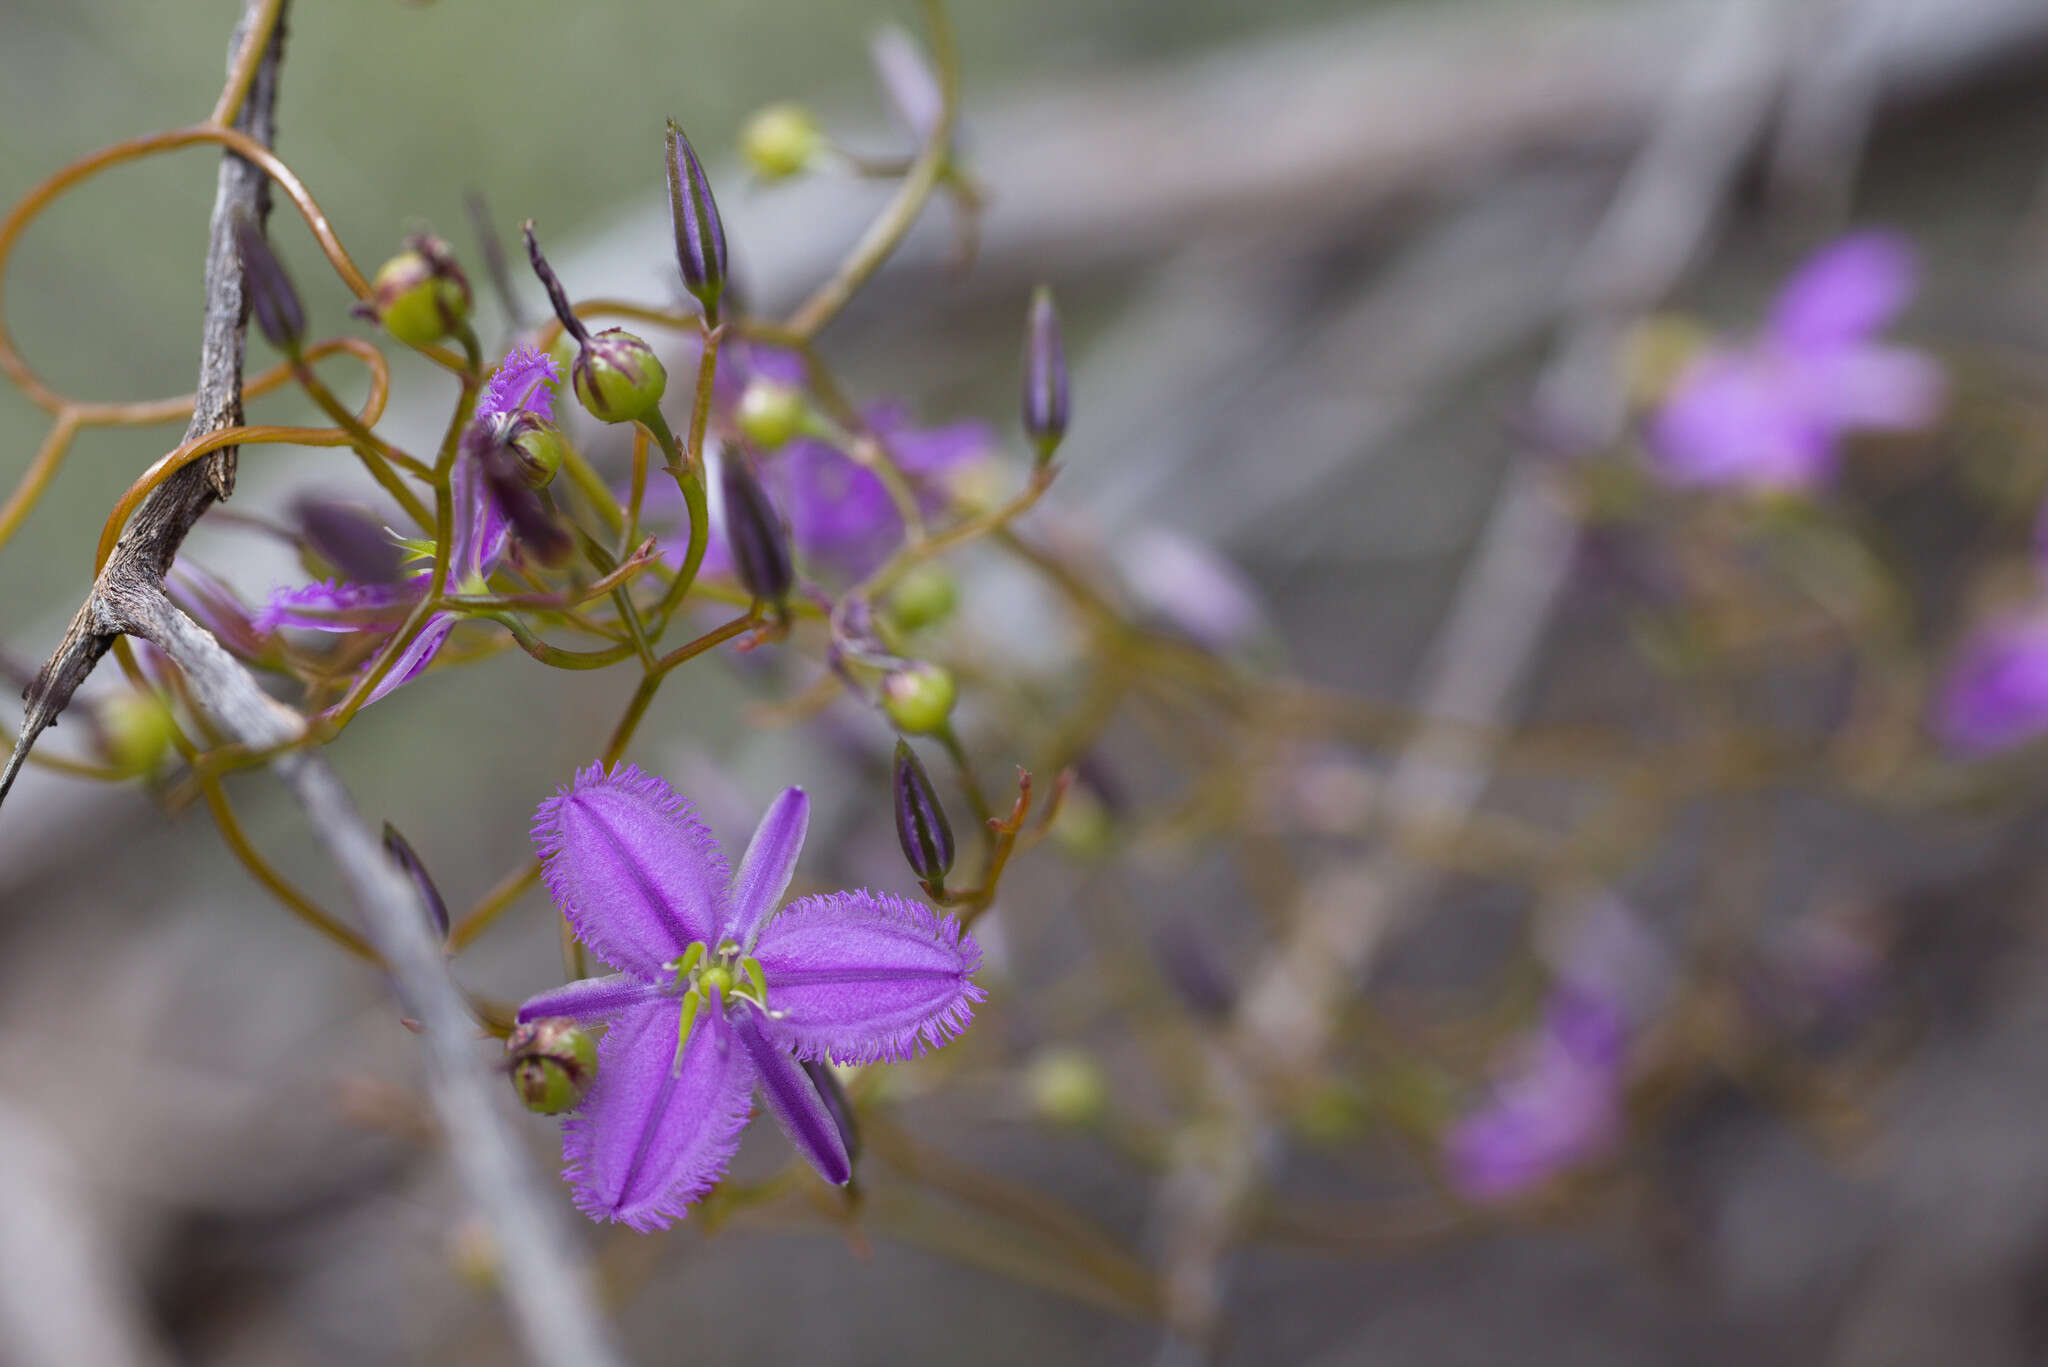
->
[740,103,825,181]
[1024,1048,1107,1126]
[881,662,956,735]
[525,221,666,423]
[735,378,805,449]
[100,691,176,775]
[572,329,668,425]
[506,1018,598,1115]
[884,563,957,633]
[508,415,567,489]
[369,236,471,347]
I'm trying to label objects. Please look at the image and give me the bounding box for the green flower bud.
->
[507,415,568,489]
[740,103,825,181]
[881,662,956,735]
[100,691,177,774]
[369,236,471,347]
[884,563,957,633]
[735,378,806,449]
[524,221,666,423]
[572,329,668,425]
[1024,1048,1107,1126]
[506,1018,598,1115]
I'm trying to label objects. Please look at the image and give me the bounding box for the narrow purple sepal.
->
[665,121,729,316]
[381,822,449,941]
[752,891,984,1064]
[801,1057,861,1163]
[532,763,732,974]
[231,210,305,352]
[1021,285,1068,455]
[561,993,755,1231]
[731,1002,851,1186]
[516,972,670,1025]
[355,613,456,709]
[718,447,794,604]
[726,785,810,951]
[523,222,589,344]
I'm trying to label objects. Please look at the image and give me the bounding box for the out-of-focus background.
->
[10,0,2048,1362]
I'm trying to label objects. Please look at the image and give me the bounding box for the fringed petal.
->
[752,891,983,1064]
[515,972,668,1025]
[731,1001,851,1185]
[254,577,420,633]
[480,345,562,424]
[532,763,732,974]
[726,786,809,949]
[560,994,754,1230]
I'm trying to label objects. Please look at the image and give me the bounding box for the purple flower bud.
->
[892,738,955,889]
[1021,285,1068,459]
[718,447,793,604]
[231,211,305,353]
[665,120,728,319]
[382,821,450,942]
[800,1058,862,1164]
[292,496,403,585]
[505,1018,599,1115]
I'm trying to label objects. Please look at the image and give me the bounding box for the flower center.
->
[664,940,769,1074]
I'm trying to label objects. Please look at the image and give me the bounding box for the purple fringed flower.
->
[258,346,558,705]
[1935,607,2048,754]
[514,764,984,1229]
[1649,231,1943,492]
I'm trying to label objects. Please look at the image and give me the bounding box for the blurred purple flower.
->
[1445,988,1627,1201]
[515,764,983,1229]
[1115,527,1267,653]
[1649,232,1943,492]
[1934,607,2048,754]
[1445,897,1668,1202]
[649,399,996,584]
[257,347,558,705]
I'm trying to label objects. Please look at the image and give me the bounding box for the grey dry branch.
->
[0,0,285,805]
[0,5,625,1365]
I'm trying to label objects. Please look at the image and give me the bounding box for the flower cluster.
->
[256,347,562,705]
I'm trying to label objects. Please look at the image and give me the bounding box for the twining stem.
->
[784,0,960,340]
